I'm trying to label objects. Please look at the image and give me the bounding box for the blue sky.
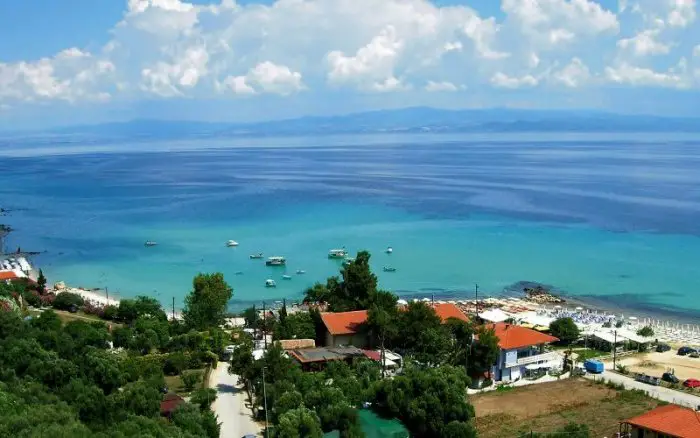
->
[0,0,698,129]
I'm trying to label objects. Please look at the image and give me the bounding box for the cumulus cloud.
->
[0,0,699,110]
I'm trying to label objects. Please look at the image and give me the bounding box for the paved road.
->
[210,362,262,438]
[584,372,700,409]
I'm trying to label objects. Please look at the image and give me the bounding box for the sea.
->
[1,132,699,319]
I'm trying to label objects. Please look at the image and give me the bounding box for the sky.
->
[0,0,699,130]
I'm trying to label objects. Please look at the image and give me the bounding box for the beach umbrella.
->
[629,316,637,320]
[575,306,583,311]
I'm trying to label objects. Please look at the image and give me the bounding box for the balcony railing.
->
[506,351,558,368]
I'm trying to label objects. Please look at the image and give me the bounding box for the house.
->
[320,303,469,348]
[160,393,185,418]
[620,404,700,438]
[321,310,369,347]
[487,322,560,382]
[287,346,365,371]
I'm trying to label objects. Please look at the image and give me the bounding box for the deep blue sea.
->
[1,133,699,318]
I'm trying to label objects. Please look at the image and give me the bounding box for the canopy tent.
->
[479,308,510,323]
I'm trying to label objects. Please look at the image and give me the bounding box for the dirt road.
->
[210,362,262,438]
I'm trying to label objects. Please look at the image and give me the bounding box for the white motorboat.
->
[282,275,292,280]
[383,266,396,272]
[265,279,277,288]
[249,253,264,259]
[385,246,393,254]
[296,269,306,275]
[328,248,348,259]
[266,256,286,266]
[144,241,158,247]
[226,240,239,247]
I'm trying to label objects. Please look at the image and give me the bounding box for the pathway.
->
[584,372,700,409]
[210,362,262,438]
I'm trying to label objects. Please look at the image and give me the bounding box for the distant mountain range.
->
[16,107,700,139]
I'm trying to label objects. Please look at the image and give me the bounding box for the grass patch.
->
[30,309,122,326]
[574,349,608,361]
[164,368,207,396]
[473,379,661,438]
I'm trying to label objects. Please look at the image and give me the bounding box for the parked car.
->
[677,346,697,356]
[662,372,679,384]
[690,352,700,358]
[683,378,700,388]
[655,343,671,353]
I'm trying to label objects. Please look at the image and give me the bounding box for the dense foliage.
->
[549,317,580,345]
[184,273,234,330]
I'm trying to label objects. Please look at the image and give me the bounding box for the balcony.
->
[506,351,558,368]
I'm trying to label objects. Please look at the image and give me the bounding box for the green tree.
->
[637,325,654,337]
[191,387,217,411]
[37,269,47,294]
[275,406,323,438]
[111,326,134,349]
[549,317,580,345]
[117,296,167,324]
[52,292,85,311]
[182,370,202,392]
[393,301,450,365]
[243,306,260,329]
[183,273,234,330]
[468,326,500,378]
[58,378,108,426]
[443,421,477,438]
[171,403,221,438]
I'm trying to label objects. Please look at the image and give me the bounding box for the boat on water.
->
[385,246,393,254]
[383,266,396,272]
[249,253,264,259]
[226,240,239,247]
[266,256,286,266]
[296,270,306,275]
[328,248,348,259]
[144,241,158,247]
[265,279,276,288]
[342,257,355,267]
[282,275,292,280]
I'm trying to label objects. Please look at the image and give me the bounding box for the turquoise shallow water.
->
[1,133,699,317]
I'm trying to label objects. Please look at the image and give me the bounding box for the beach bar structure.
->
[487,322,560,382]
[619,404,700,438]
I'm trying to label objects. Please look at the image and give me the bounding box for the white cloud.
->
[617,29,671,56]
[425,80,462,92]
[605,63,685,87]
[667,0,697,28]
[221,62,304,96]
[694,45,700,57]
[490,72,538,89]
[552,58,591,87]
[1,0,700,109]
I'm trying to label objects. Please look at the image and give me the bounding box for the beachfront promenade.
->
[585,372,700,409]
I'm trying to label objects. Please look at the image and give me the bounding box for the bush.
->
[636,326,654,337]
[52,292,85,311]
[615,321,624,328]
[22,290,42,308]
[182,371,202,392]
[165,352,189,376]
[616,364,629,375]
[103,305,118,321]
[549,317,580,345]
[190,388,217,410]
[481,378,493,389]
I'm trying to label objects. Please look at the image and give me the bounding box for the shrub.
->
[52,292,85,311]
[636,326,654,337]
[481,378,493,389]
[164,352,189,376]
[182,371,202,392]
[191,388,217,410]
[616,364,629,375]
[103,305,118,321]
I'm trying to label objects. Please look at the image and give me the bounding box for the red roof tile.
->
[160,394,185,416]
[363,350,381,361]
[433,303,469,323]
[321,310,368,335]
[0,271,19,281]
[322,303,469,336]
[624,405,700,438]
[487,322,559,350]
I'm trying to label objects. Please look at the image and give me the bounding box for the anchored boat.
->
[266,256,286,266]
[265,279,276,288]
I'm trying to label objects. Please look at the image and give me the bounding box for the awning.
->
[480,308,510,323]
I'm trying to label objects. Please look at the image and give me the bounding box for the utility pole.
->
[172,296,175,321]
[475,283,480,319]
[105,287,109,303]
[263,301,267,349]
[262,366,269,438]
[253,304,257,340]
[613,330,618,369]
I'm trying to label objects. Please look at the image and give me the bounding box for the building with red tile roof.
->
[0,271,20,282]
[621,404,700,438]
[160,393,185,418]
[320,303,469,348]
[484,323,560,382]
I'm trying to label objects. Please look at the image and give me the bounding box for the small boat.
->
[383,266,396,272]
[296,270,306,275]
[144,241,158,247]
[266,256,286,266]
[328,248,348,259]
[265,279,276,288]
[282,275,292,280]
[249,253,264,259]
[385,246,393,254]
[226,240,239,247]
[234,271,244,276]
